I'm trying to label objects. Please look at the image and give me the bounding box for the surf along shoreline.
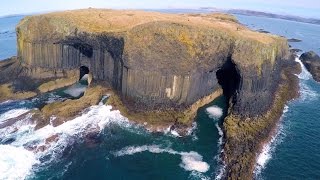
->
[254,57,302,177]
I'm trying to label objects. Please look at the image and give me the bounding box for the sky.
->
[0,0,319,18]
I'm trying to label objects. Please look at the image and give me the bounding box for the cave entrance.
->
[216,58,240,103]
[79,66,90,85]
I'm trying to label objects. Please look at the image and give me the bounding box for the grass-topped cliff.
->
[0,9,300,179]
[17,9,287,72]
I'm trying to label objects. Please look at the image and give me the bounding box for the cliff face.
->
[16,9,290,115]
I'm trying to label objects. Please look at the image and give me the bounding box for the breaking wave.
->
[295,57,319,101]
[0,145,39,180]
[113,145,210,173]
[0,102,135,180]
[295,57,312,80]
[0,108,30,123]
[253,105,288,179]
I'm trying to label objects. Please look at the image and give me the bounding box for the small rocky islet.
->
[300,51,320,82]
[0,9,305,179]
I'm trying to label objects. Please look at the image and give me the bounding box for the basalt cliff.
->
[0,9,300,179]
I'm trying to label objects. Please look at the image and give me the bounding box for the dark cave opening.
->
[216,58,241,103]
[72,43,93,58]
[79,66,89,81]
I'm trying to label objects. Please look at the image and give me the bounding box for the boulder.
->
[300,51,320,82]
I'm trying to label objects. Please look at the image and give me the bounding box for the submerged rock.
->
[257,29,270,33]
[287,38,302,42]
[300,51,320,82]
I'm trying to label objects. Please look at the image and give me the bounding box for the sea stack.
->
[0,9,300,179]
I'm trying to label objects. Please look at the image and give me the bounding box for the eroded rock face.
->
[300,51,320,82]
[16,9,291,118]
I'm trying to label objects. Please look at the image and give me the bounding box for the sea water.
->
[0,13,320,180]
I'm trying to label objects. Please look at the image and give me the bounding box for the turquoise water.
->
[0,13,320,180]
[0,91,227,180]
[29,96,228,180]
[236,14,320,179]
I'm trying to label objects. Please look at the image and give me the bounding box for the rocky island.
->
[0,9,301,179]
[300,51,320,82]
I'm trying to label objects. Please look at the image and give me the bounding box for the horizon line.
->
[0,7,318,20]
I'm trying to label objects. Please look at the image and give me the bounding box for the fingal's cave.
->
[79,66,89,80]
[216,58,241,102]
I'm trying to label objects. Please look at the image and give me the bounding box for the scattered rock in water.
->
[45,134,59,144]
[287,38,302,42]
[0,111,31,129]
[0,31,9,34]
[85,127,102,147]
[1,137,16,144]
[36,145,47,153]
[257,29,270,33]
[300,51,320,82]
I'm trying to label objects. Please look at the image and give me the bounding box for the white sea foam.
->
[171,130,182,137]
[189,171,210,180]
[0,145,39,180]
[0,108,30,123]
[295,57,312,80]
[0,102,134,180]
[0,100,13,105]
[214,122,226,180]
[80,74,88,80]
[63,83,87,97]
[215,123,223,147]
[295,57,319,101]
[164,122,197,138]
[180,152,210,173]
[253,105,288,178]
[215,163,226,180]
[190,122,199,141]
[206,106,223,119]
[45,93,66,104]
[299,82,319,101]
[204,106,226,180]
[113,145,210,173]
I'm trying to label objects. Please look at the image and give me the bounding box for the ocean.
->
[0,13,319,180]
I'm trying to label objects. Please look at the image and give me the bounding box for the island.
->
[0,9,301,179]
[300,51,320,82]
